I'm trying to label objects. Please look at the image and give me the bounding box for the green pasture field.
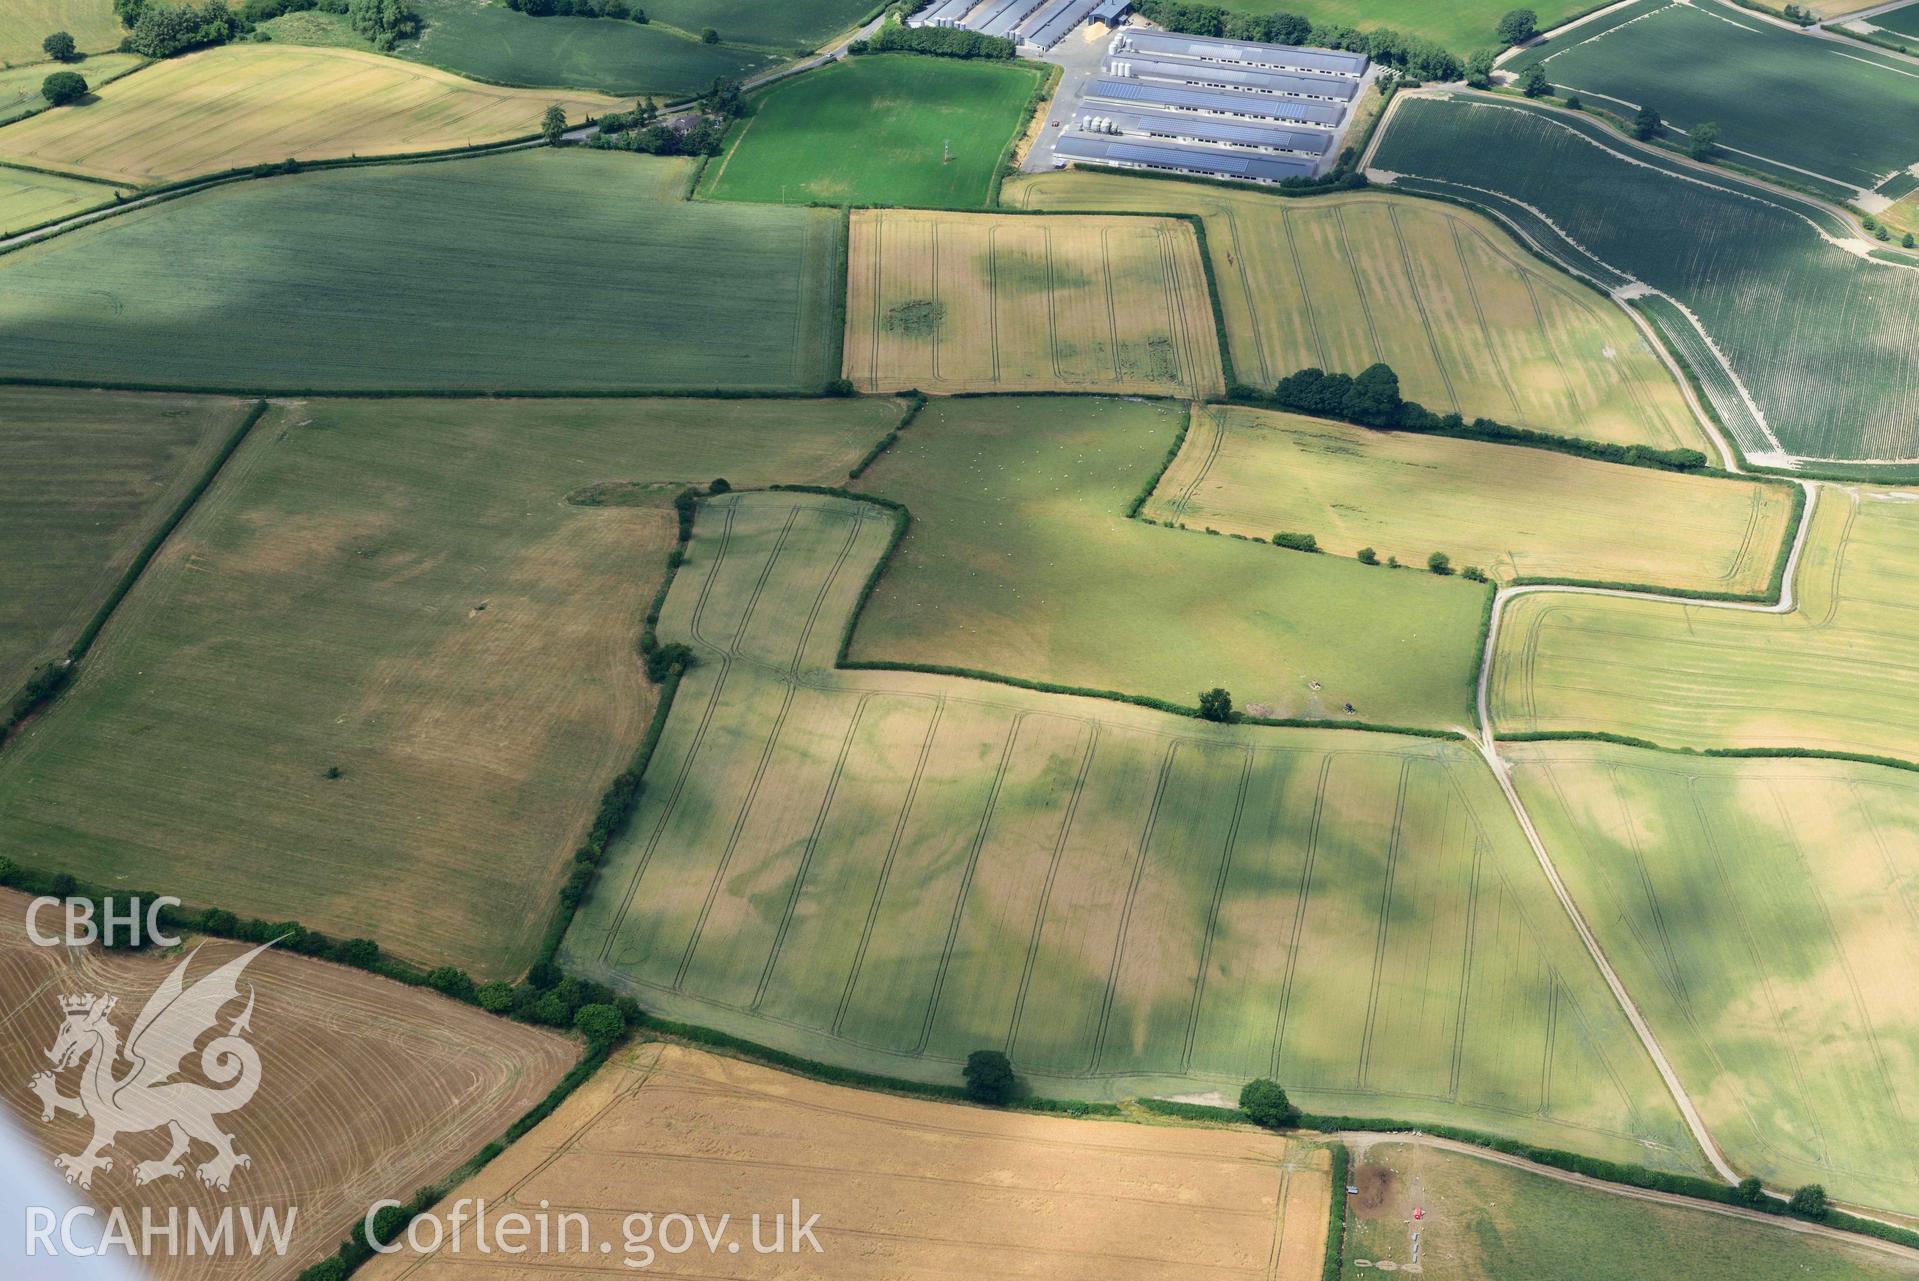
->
[0,396,895,979]
[0,149,842,392]
[0,165,122,235]
[398,0,777,96]
[1009,173,1707,452]
[849,397,1486,728]
[1492,486,1919,760]
[562,487,1699,1169]
[1216,0,1590,54]
[0,52,143,126]
[0,0,122,65]
[1873,1,1919,38]
[704,55,1043,209]
[1505,0,1919,198]
[0,388,248,706]
[1370,92,1919,463]
[642,0,877,49]
[1344,1140,1919,1278]
[1511,740,1919,1214]
[1147,405,1794,592]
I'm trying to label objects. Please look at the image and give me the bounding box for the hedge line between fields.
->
[1323,1140,1351,1281]
[1494,730,1919,777]
[0,378,852,399]
[989,59,1062,209]
[3,400,267,740]
[846,390,928,478]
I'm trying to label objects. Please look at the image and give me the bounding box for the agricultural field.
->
[0,44,622,185]
[0,149,843,392]
[0,389,249,708]
[0,52,143,126]
[1871,1,1919,39]
[850,397,1480,724]
[398,0,779,97]
[0,0,122,65]
[644,0,879,49]
[0,396,895,978]
[843,210,1225,397]
[1505,0,1919,199]
[561,487,1701,1168]
[1510,741,1919,1213]
[1010,173,1707,452]
[365,1040,1336,1280]
[1146,406,1794,593]
[1491,486,1919,761]
[0,165,123,233]
[1218,0,1590,53]
[1343,1139,1919,1279]
[0,889,575,1281]
[1370,92,1919,463]
[705,55,1042,209]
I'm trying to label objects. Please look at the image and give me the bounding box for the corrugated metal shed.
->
[1113,28,1368,77]
[1081,107,1332,155]
[964,0,1030,32]
[1082,77,1345,127]
[1056,133,1318,182]
[1028,0,1102,47]
[1015,0,1081,40]
[913,0,981,27]
[1103,54,1356,101]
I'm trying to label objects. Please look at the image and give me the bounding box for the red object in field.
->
[1413,1207,1424,1220]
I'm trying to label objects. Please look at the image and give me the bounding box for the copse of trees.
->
[506,0,650,18]
[590,81,740,158]
[41,70,89,106]
[125,1,242,58]
[1132,0,1461,80]
[347,0,421,49]
[850,21,1016,59]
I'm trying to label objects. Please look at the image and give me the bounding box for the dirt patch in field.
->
[362,1041,1332,1280]
[0,888,575,1281]
[1353,1161,1401,1220]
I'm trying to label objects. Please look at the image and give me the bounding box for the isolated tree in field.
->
[701,25,719,43]
[542,103,567,145]
[1519,64,1551,98]
[1789,1184,1829,1219]
[1687,120,1720,160]
[1198,687,1235,722]
[1632,104,1661,141]
[1239,1078,1299,1129]
[1904,231,1915,248]
[1495,8,1537,44]
[40,71,87,106]
[43,31,79,61]
[963,1049,1016,1104]
[1428,551,1454,575]
[1734,1176,1767,1208]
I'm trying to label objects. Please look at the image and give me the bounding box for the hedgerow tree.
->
[542,103,567,145]
[41,71,88,106]
[1428,552,1454,575]
[963,1049,1016,1104]
[42,31,79,61]
[1789,1184,1829,1219]
[1687,120,1720,160]
[1734,1176,1767,1208]
[1239,1078,1299,1128]
[1198,687,1235,722]
[1495,8,1537,43]
[1520,64,1551,98]
[1465,49,1495,88]
[1356,546,1379,565]
[574,1003,626,1049]
[1632,104,1662,141]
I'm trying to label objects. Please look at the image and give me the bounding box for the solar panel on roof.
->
[1083,77,1345,126]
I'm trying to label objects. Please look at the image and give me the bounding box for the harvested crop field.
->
[1342,1138,1919,1279]
[705,55,1043,209]
[1511,741,1919,1214]
[1491,486,1919,760]
[1368,92,1919,463]
[844,210,1225,397]
[0,44,622,185]
[0,149,842,393]
[1147,405,1793,592]
[1504,0,1919,198]
[0,889,575,1281]
[563,487,1699,1168]
[365,1041,1334,1280]
[1011,173,1704,451]
[851,397,1484,725]
[0,388,250,708]
[0,0,122,64]
[0,397,895,978]
[399,0,779,97]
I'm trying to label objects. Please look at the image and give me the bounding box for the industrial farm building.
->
[1057,28,1370,184]
[913,0,1132,50]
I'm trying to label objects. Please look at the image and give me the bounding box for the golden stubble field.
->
[362,1041,1334,1280]
[0,890,575,1281]
[843,208,1226,397]
[0,45,623,185]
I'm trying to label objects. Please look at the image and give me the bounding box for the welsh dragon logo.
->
[29,942,270,1192]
